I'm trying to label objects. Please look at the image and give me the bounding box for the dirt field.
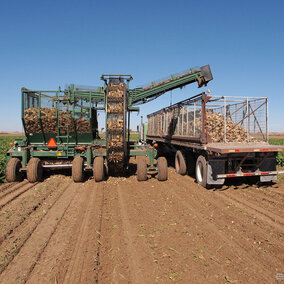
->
[0,167,283,284]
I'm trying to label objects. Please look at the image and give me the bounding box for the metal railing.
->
[147,93,268,143]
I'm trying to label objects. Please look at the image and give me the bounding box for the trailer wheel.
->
[195,155,208,188]
[157,157,168,181]
[72,157,84,182]
[137,157,147,181]
[175,150,187,175]
[27,158,43,183]
[6,158,23,182]
[93,157,105,182]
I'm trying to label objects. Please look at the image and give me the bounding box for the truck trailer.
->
[146,93,284,188]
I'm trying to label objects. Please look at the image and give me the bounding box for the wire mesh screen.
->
[23,92,57,134]
[73,98,91,133]
[206,96,268,143]
[23,91,95,134]
[147,98,203,138]
[147,95,268,143]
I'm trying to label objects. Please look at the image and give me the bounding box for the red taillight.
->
[261,172,269,175]
[75,146,85,150]
[227,174,236,178]
[244,173,253,177]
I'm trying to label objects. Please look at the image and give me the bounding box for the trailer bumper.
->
[216,170,284,179]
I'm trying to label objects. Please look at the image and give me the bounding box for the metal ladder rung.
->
[57,135,71,138]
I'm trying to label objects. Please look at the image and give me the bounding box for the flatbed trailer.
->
[146,93,284,188]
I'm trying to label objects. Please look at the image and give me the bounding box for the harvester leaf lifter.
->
[6,65,212,183]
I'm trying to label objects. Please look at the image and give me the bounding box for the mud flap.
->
[207,160,225,185]
[260,155,277,182]
[260,175,277,182]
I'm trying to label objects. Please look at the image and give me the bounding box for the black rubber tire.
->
[187,153,195,176]
[5,158,23,182]
[137,157,147,181]
[93,156,105,182]
[195,155,208,188]
[72,156,84,182]
[27,158,43,183]
[175,150,187,175]
[157,157,168,181]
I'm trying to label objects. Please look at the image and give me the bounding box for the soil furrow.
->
[0,179,71,276]
[168,172,284,256]
[220,191,284,231]
[0,181,23,194]
[0,181,28,200]
[0,165,283,284]
[116,183,148,284]
[0,180,74,284]
[62,183,99,284]
[26,180,104,284]
[0,178,70,247]
[0,182,38,209]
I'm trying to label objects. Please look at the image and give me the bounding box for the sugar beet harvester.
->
[6,65,213,183]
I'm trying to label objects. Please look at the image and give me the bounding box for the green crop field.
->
[0,136,23,183]
[269,138,284,166]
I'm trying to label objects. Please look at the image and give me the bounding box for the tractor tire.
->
[5,158,23,182]
[72,156,84,182]
[195,155,208,188]
[93,156,105,182]
[157,157,168,181]
[175,150,187,175]
[27,158,43,183]
[137,157,147,181]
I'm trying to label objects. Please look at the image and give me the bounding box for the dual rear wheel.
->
[72,156,105,182]
[137,156,168,182]
[6,157,43,183]
[174,151,209,188]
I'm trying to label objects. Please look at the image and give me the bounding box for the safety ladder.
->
[56,96,73,158]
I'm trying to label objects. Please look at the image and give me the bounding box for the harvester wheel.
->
[93,156,105,182]
[195,155,208,188]
[5,158,23,182]
[72,156,84,182]
[27,158,43,183]
[157,157,168,181]
[137,157,147,181]
[175,150,187,175]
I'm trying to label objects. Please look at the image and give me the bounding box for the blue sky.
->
[0,0,283,132]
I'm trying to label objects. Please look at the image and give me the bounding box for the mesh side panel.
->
[23,91,94,135]
[207,97,267,143]
[147,100,202,138]
[147,95,267,143]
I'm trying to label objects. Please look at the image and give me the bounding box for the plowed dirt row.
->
[0,167,283,284]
